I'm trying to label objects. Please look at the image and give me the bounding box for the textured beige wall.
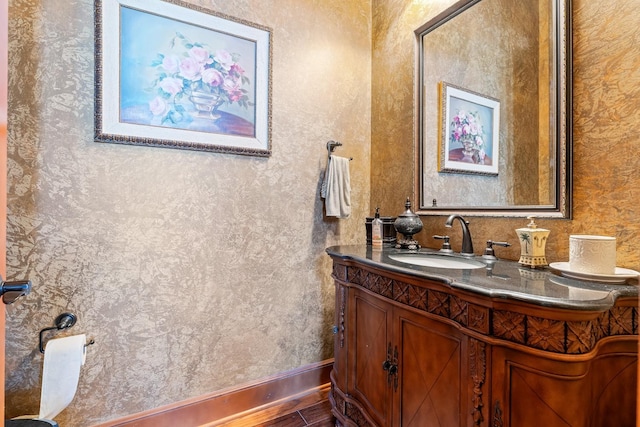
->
[5,0,640,425]
[372,0,639,270]
[5,0,371,425]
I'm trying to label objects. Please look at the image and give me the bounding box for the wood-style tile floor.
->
[215,387,335,427]
[251,399,334,427]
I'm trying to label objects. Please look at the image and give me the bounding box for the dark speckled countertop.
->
[326,245,639,310]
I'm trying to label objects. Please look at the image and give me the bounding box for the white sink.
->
[389,253,486,270]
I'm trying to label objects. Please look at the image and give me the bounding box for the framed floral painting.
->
[94,0,272,156]
[438,82,500,175]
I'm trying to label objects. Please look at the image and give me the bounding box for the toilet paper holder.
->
[39,312,94,353]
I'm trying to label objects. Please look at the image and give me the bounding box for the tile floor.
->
[247,399,334,427]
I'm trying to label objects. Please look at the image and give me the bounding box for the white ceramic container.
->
[569,235,616,275]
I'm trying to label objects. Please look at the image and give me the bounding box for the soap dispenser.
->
[371,207,383,250]
[516,216,550,268]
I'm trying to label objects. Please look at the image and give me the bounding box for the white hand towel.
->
[322,155,351,219]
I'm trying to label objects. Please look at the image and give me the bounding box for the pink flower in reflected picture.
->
[449,109,486,164]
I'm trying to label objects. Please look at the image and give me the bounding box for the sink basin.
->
[388,253,486,270]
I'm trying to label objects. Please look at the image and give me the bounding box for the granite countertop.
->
[326,245,639,310]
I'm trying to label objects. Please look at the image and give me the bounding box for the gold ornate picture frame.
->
[438,82,500,175]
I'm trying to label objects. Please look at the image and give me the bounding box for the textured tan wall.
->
[5,1,371,425]
[372,0,639,270]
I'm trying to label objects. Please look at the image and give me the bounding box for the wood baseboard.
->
[211,383,331,427]
[92,359,333,427]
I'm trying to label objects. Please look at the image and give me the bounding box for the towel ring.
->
[326,140,353,161]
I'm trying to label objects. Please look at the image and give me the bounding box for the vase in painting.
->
[461,140,476,163]
[189,91,224,120]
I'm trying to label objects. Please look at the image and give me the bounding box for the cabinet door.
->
[394,308,469,427]
[491,344,637,427]
[348,288,394,426]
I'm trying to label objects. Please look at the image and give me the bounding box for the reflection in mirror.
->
[415,0,571,217]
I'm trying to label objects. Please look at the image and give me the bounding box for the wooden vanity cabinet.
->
[346,287,471,426]
[328,254,638,427]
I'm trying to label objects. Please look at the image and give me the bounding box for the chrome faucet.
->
[445,214,474,257]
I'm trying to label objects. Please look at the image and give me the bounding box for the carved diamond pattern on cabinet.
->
[408,285,428,311]
[428,290,449,318]
[595,311,610,341]
[566,320,595,354]
[341,266,637,355]
[366,273,394,299]
[527,316,565,352]
[333,264,347,281]
[392,282,428,311]
[348,267,365,286]
[359,272,374,291]
[610,306,634,335]
[393,281,412,305]
[468,304,489,334]
[493,311,526,344]
[450,295,468,326]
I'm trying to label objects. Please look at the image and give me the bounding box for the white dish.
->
[549,262,639,284]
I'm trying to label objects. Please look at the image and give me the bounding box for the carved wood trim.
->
[333,263,347,282]
[450,295,468,326]
[493,311,526,344]
[339,285,346,348]
[345,401,373,427]
[610,306,635,335]
[332,382,346,416]
[469,338,486,426]
[337,265,637,354]
[332,384,373,426]
[468,303,490,334]
[428,289,450,317]
[526,316,566,352]
[566,319,595,354]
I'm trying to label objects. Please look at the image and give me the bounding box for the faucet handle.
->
[482,240,511,260]
[433,235,453,253]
